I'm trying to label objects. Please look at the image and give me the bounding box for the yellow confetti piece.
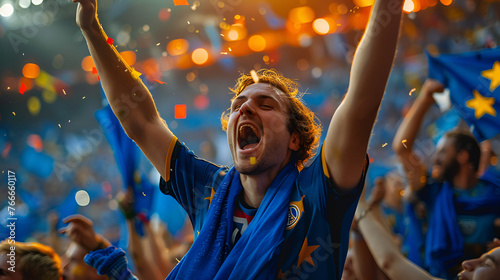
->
[12,112,15,116]
[220,52,228,55]
[62,89,67,95]
[82,96,86,99]
[58,124,61,128]
[68,120,71,123]
[187,21,190,24]
[175,258,180,263]
[7,87,10,90]
[409,88,416,96]
[142,192,146,196]
[131,68,142,80]
[250,157,256,164]
[228,47,232,51]
[382,143,388,147]
[402,139,408,149]
[250,70,259,83]
[220,34,224,37]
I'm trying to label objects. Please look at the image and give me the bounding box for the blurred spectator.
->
[59,215,111,280]
[393,78,500,278]
[0,240,62,280]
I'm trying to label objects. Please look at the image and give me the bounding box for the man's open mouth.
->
[238,124,261,150]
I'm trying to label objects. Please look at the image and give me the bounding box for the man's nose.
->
[239,100,255,116]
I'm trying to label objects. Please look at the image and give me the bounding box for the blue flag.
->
[427,47,500,141]
[95,105,155,237]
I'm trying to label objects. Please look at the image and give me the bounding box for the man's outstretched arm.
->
[324,0,403,190]
[392,79,444,192]
[74,0,174,180]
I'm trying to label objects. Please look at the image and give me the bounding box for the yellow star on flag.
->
[296,237,319,268]
[465,90,496,119]
[481,61,500,92]
[204,187,215,208]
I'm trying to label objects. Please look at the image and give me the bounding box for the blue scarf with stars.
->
[166,162,298,280]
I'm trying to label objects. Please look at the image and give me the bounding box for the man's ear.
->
[289,132,300,151]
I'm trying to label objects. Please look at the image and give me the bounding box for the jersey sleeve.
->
[159,138,227,230]
[299,144,368,217]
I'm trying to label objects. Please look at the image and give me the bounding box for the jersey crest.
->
[286,195,305,230]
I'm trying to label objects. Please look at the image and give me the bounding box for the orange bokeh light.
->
[22,63,40,79]
[440,0,452,6]
[143,58,160,78]
[167,39,189,56]
[248,35,266,52]
[120,51,136,66]
[81,56,95,72]
[192,48,209,65]
[353,0,375,7]
[289,6,315,24]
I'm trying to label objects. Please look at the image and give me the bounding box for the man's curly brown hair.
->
[221,69,322,170]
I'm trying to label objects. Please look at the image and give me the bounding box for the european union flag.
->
[427,47,500,141]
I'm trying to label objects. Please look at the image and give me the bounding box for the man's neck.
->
[452,167,479,190]
[239,167,283,208]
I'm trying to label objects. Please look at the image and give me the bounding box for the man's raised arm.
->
[323,0,403,190]
[392,79,444,192]
[74,0,174,180]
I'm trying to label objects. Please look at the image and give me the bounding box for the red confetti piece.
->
[19,83,26,95]
[2,142,11,158]
[173,0,189,6]
[92,67,97,74]
[107,37,114,45]
[369,157,375,163]
[175,104,186,119]
[153,79,166,85]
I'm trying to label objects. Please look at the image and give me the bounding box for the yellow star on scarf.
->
[296,237,319,268]
[204,187,215,208]
[466,90,496,119]
[481,61,500,92]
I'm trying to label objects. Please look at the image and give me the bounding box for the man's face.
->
[432,137,460,182]
[62,243,105,280]
[227,83,298,175]
[0,253,22,280]
[458,247,500,280]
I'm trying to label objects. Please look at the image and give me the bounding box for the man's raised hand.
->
[73,0,98,31]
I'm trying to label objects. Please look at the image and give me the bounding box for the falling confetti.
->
[156,43,161,46]
[220,52,228,55]
[409,88,416,96]
[153,79,166,85]
[92,67,97,74]
[12,112,15,116]
[382,143,388,147]
[402,139,408,149]
[7,87,10,90]
[62,89,67,95]
[58,124,61,128]
[82,96,86,99]
[187,20,190,24]
[19,83,26,94]
[250,70,259,83]
[250,157,256,164]
[106,37,114,45]
[68,120,71,123]
[173,0,189,6]
[228,47,232,51]
[131,68,142,80]
[175,104,186,119]
[142,192,146,196]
